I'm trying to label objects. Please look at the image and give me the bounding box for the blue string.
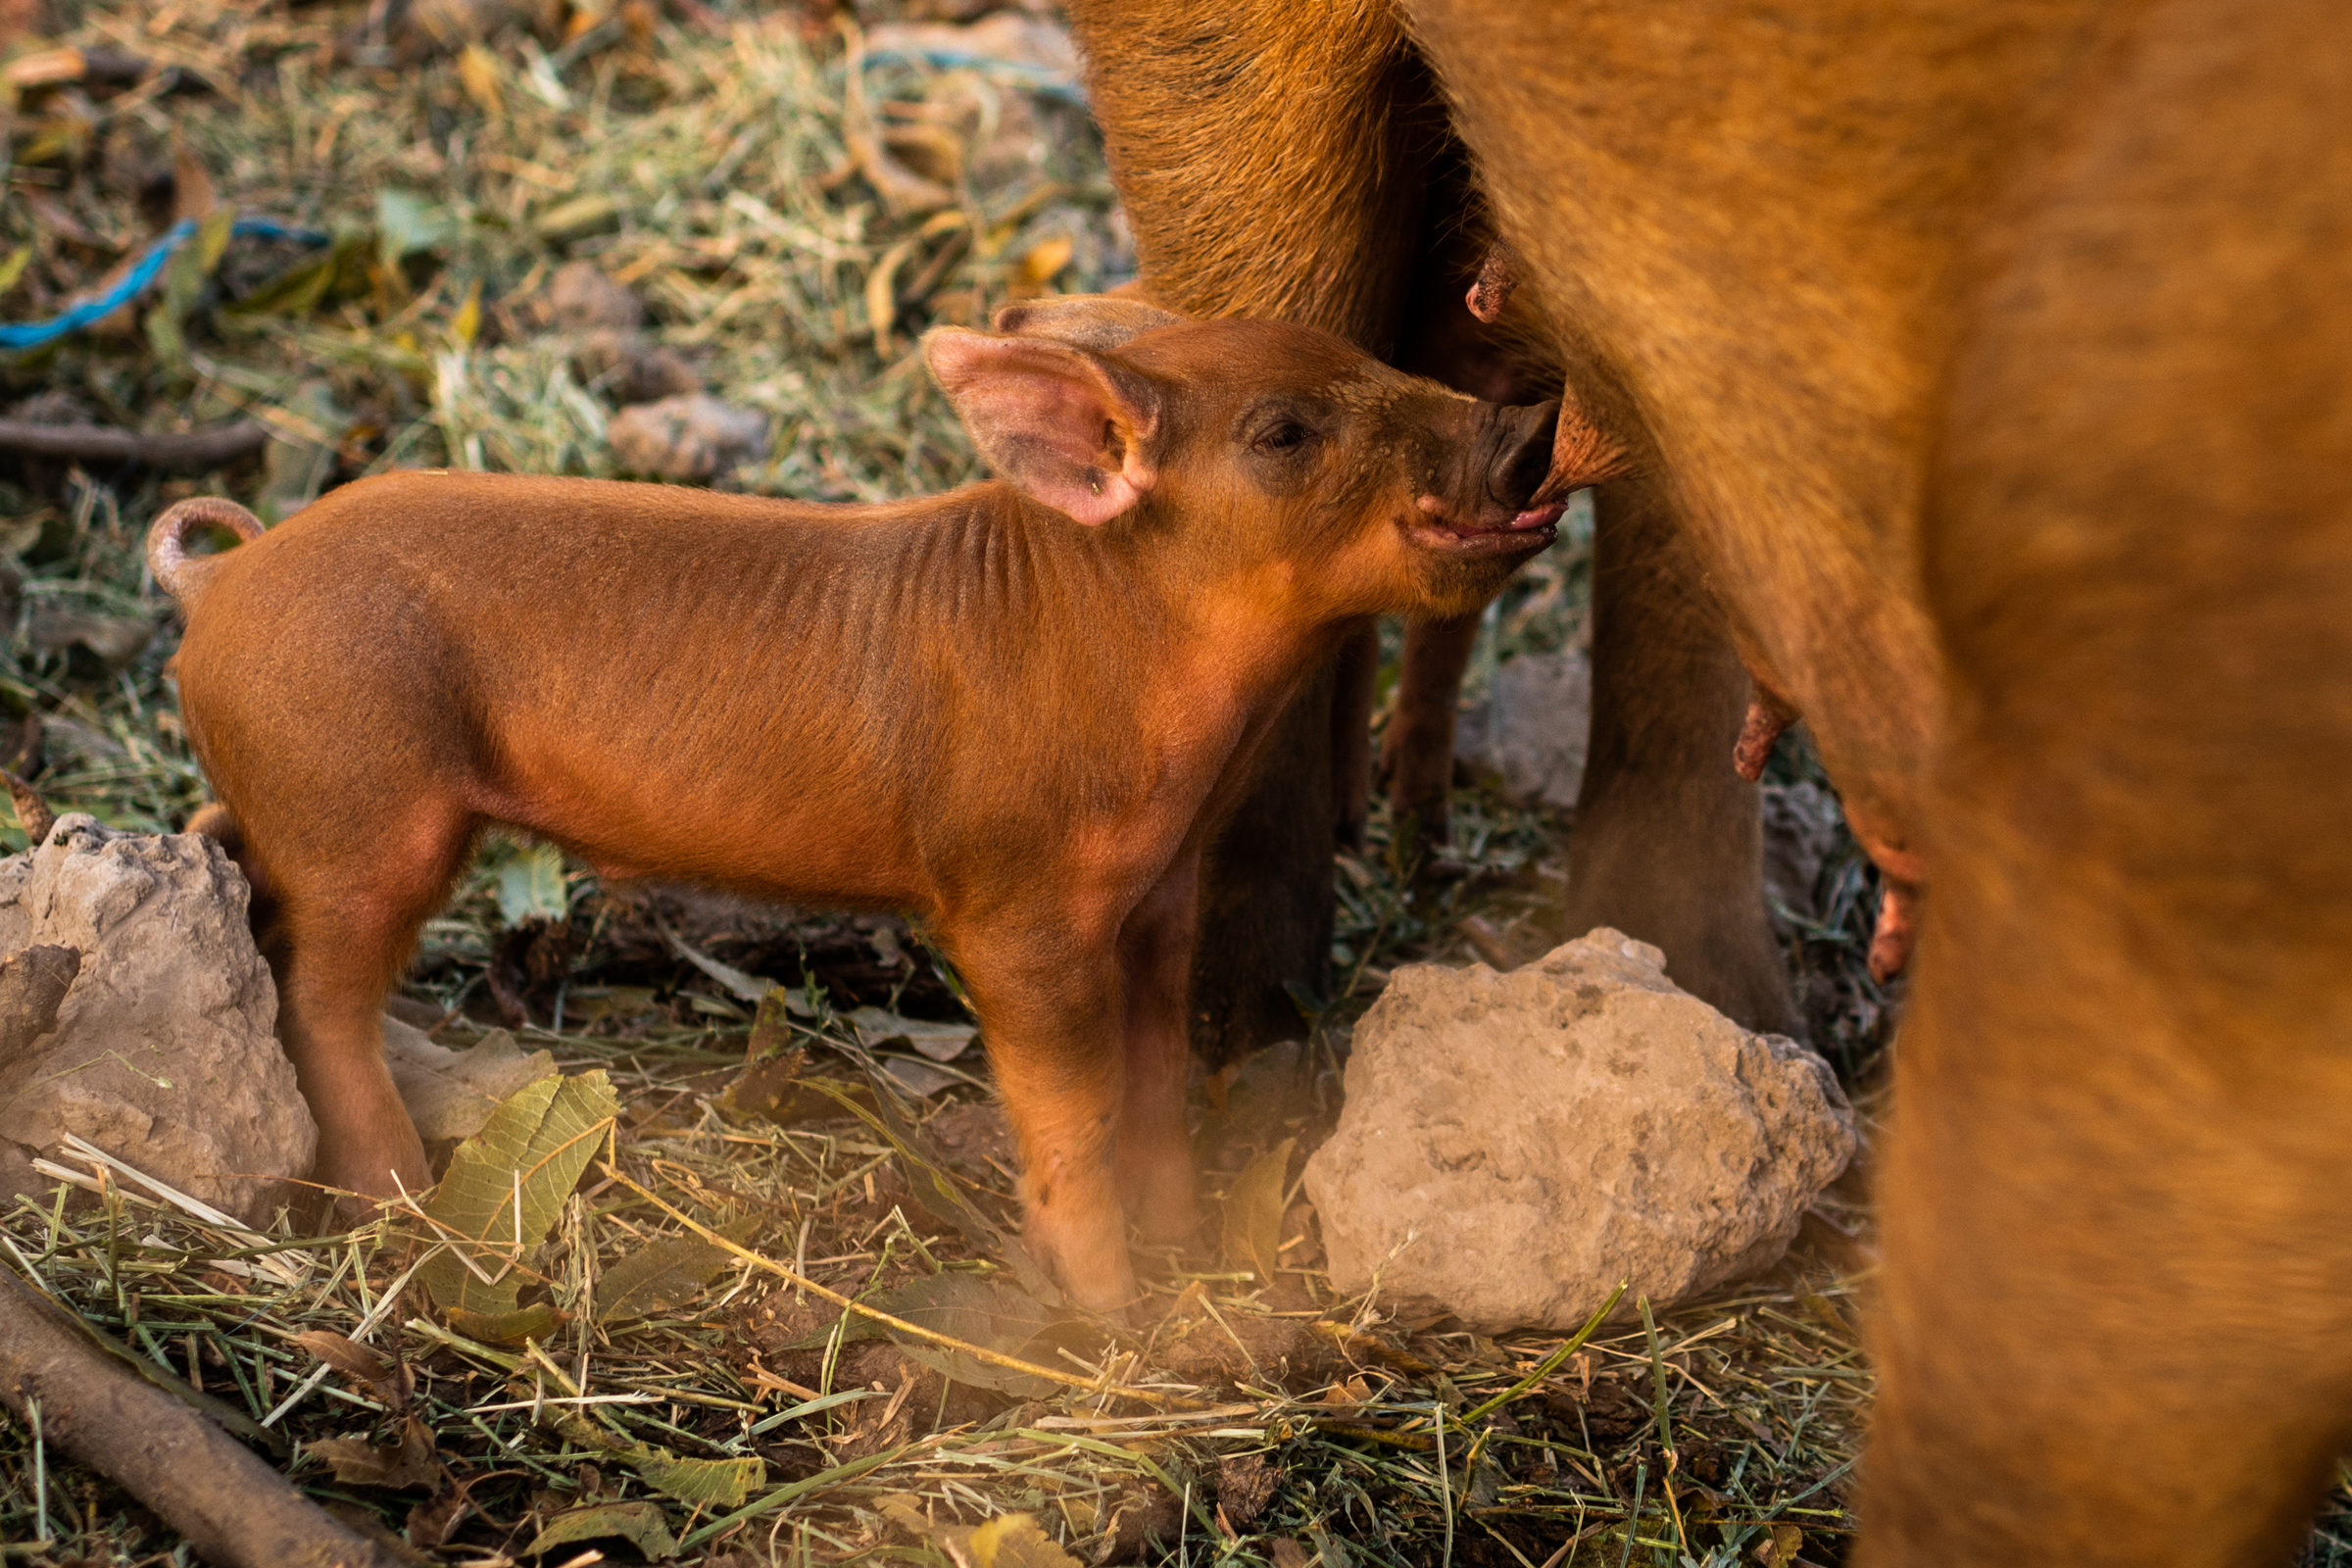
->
[861,46,1088,108]
[0,217,332,352]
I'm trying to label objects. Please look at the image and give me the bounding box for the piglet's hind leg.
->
[263,811,475,1209]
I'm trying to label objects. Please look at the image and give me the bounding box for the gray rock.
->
[607,394,770,481]
[1760,780,1846,937]
[0,815,316,1226]
[549,260,646,333]
[574,327,704,407]
[1454,649,1592,812]
[1303,928,1855,1332]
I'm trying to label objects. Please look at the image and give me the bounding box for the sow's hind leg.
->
[1865,1,2352,1560]
[1560,476,1797,1037]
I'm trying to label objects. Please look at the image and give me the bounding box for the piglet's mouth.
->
[1404,496,1562,558]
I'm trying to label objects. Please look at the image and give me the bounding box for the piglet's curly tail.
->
[146,496,265,607]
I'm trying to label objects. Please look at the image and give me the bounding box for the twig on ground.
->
[0,418,270,470]
[0,1265,402,1568]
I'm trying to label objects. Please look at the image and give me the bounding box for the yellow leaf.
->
[1018,235,1074,288]
[865,236,918,348]
[195,208,234,273]
[527,1500,679,1560]
[450,277,482,348]
[963,1513,1081,1568]
[416,1070,619,1314]
[1221,1136,1297,1286]
[0,245,30,296]
[458,43,505,119]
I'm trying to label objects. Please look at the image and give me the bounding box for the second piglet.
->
[150,298,1566,1312]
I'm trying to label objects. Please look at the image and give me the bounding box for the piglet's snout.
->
[1426,400,1562,534]
[1486,401,1561,525]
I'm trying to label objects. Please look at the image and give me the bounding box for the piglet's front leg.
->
[951,931,1141,1315]
[1114,857,1203,1248]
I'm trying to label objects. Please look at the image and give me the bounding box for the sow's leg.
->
[1864,1,2352,1559]
[1068,0,1433,1059]
[1073,0,1791,1042]
[1562,475,1796,1036]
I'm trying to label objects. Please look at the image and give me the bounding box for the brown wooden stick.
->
[0,1267,403,1568]
[0,418,268,471]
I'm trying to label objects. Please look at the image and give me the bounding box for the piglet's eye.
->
[1254,421,1310,453]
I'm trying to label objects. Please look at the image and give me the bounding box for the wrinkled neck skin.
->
[959,481,1372,705]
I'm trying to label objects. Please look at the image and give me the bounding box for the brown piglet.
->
[149,298,1565,1312]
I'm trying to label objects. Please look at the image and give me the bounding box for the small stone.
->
[548,261,645,333]
[607,394,769,481]
[1303,928,1855,1332]
[574,327,703,406]
[0,815,316,1225]
[1454,649,1592,811]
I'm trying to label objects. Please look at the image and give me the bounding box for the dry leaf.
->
[527,1500,680,1559]
[956,1512,1082,1568]
[384,1017,559,1143]
[290,1330,410,1410]
[449,278,482,347]
[1221,1136,1297,1286]
[1017,235,1073,288]
[170,142,217,224]
[306,1417,441,1490]
[549,1409,762,1508]
[457,43,504,118]
[847,1005,976,1062]
[593,1219,756,1322]
[416,1070,618,1314]
[866,235,919,346]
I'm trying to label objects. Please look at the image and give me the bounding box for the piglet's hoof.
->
[1024,1223,1144,1322]
[314,1137,434,1221]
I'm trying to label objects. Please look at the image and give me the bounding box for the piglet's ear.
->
[924,328,1161,526]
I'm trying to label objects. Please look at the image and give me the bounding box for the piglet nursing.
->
[151,297,1580,1311]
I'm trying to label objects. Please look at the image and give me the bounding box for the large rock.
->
[0,815,315,1225]
[1304,929,1856,1331]
[1454,649,1592,812]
